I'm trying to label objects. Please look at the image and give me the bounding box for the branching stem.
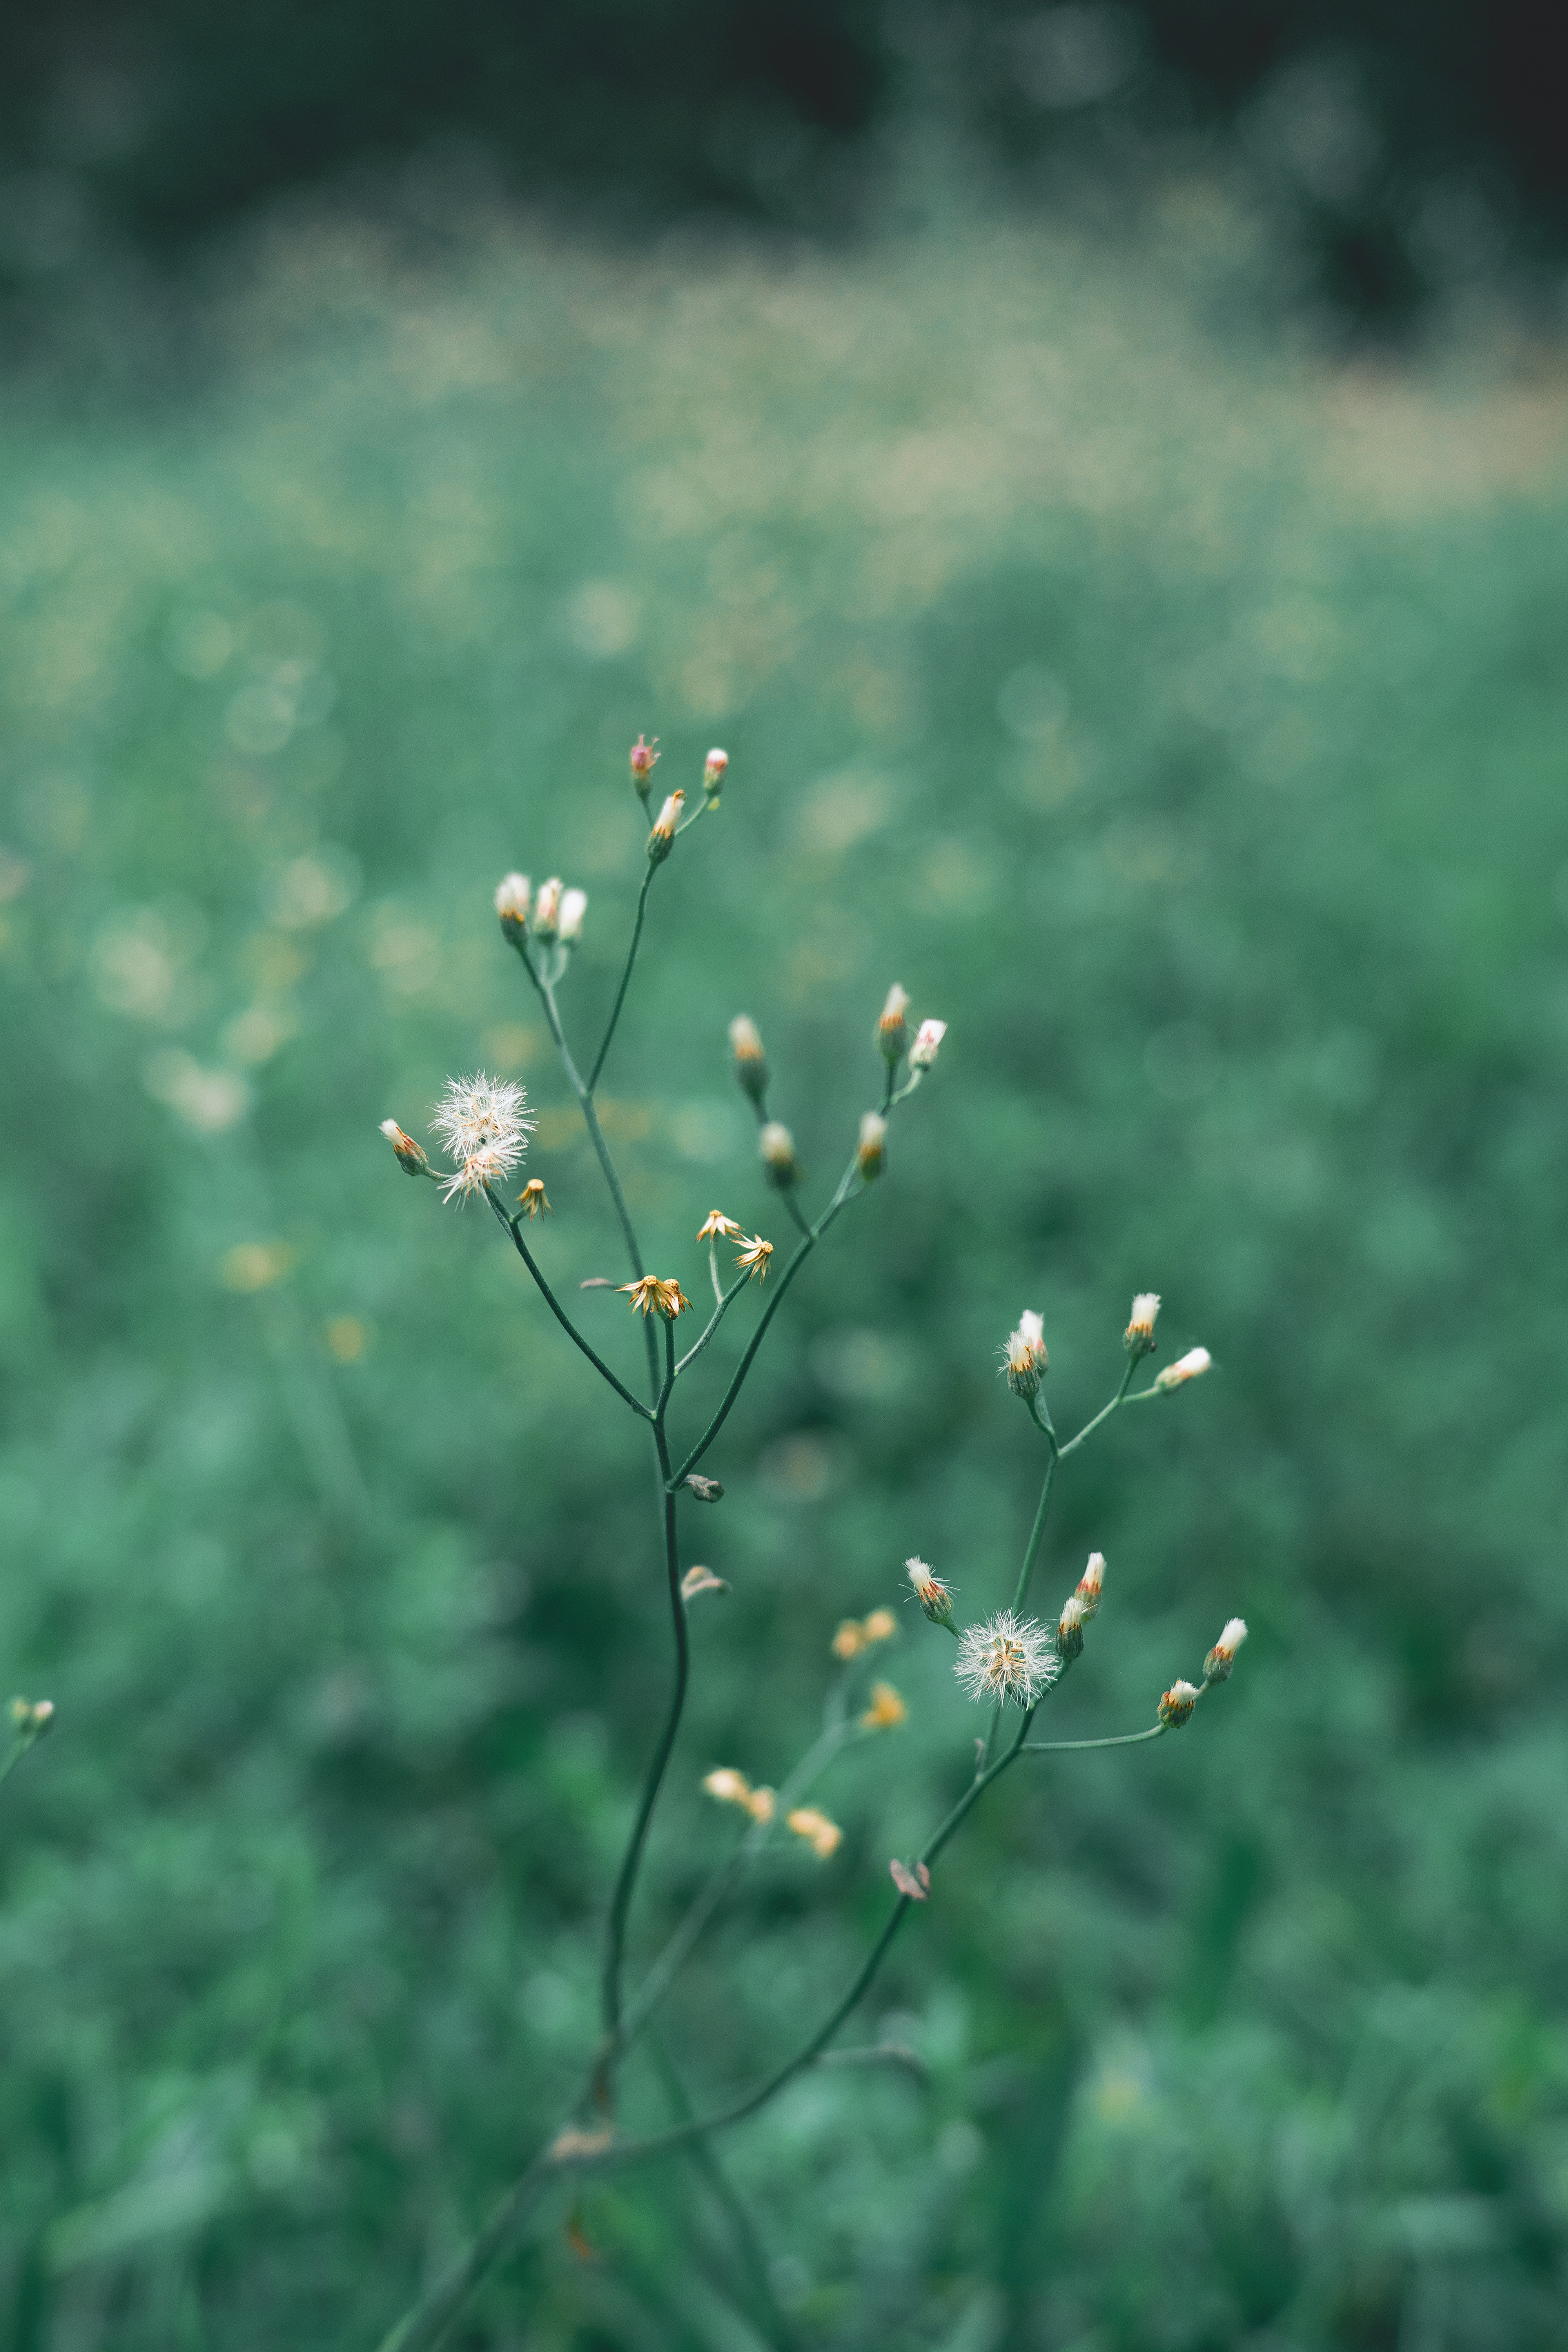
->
[484,1187,652,1421]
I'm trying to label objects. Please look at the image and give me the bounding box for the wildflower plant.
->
[374,741,1246,2350]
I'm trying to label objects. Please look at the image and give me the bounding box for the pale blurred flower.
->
[861,1681,907,1731]
[786,1806,842,1860]
[909,1018,947,1071]
[559,887,588,943]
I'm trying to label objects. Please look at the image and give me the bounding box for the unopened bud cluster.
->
[494,871,589,951]
[1124,1292,1160,1360]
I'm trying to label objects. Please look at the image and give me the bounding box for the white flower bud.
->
[1124,1292,1160,1359]
[876,982,910,1062]
[1204,1617,1248,1683]
[1158,1679,1200,1728]
[558,887,588,943]
[494,872,530,938]
[857,1110,887,1180]
[703,747,729,799]
[909,1018,946,1071]
[1155,1346,1211,1391]
[647,790,684,864]
[533,877,563,940]
[759,1121,801,1189]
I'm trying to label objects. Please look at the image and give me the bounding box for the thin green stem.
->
[675,1271,752,1379]
[596,1412,688,2082]
[1057,1358,1140,1457]
[670,1170,860,1488]
[708,1240,724,1307]
[510,938,660,1401]
[0,1731,40,1792]
[1009,1448,1058,1618]
[588,867,657,1093]
[484,1187,652,1420]
[1022,1724,1166,1753]
[619,1717,851,2051]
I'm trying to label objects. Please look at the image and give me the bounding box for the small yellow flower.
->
[517,1178,552,1218]
[746,1785,776,1824]
[697,1210,742,1241]
[862,1607,897,1645]
[861,1681,907,1731]
[703,1767,754,1811]
[786,1806,842,1860]
[620,1275,692,1319]
[831,1619,866,1661]
[734,1234,774,1281]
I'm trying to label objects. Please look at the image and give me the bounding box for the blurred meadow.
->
[3,173,1568,2349]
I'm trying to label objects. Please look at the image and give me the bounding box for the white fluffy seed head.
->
[954,1612,1060,1708]
[430,1073,532,1163]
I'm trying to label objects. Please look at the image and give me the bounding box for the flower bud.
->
[1155,1346,1211,1391]
[906,1557,955,1626]
[831,1619,866,1661]
[1158,1679,1200,1729]
[380,1118,430,1177]
[890,1858,930,1900]
[630,733,660,800]
[728,1015,769,1106]
[647,789,684,864]
[863,1607,897,1644]
[683,1474,725,1503]
[759,1121,801,1189]
[703,747,729,800]
[703,1766,753,1810]
[10,1696,53,1737]
[681,1565,729,1600]
[558,887,588,944]
[1124,1292,1160,1361]
[1076,1551,1105,1619]
[1002,1309,1048,1398]
[533,877,563,941]
[876,983,910,1063]
[494,871,530,940]
[1203,1617,1248,1684]
[1057,1591,1086,1662]
[909,1018,946,1071]
[857,1110,887,1180]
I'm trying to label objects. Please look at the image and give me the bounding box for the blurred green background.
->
[3,170,1568,2351]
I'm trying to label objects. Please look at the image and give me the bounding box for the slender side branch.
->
[588,867,656,1094]
[670,1188,856,1488]
[1023,1724,1166,1753]
[506,935,661,1399]
[1058,1359,1141,1455]
[675,1271,752,1379]
[597,1414,688,2078]
[484,1189,652,1419]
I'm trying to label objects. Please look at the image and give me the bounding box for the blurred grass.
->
[3,183,1568,2348]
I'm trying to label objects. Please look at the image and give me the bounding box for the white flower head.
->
[954,1611,1060,1708]
[431,1072,532,1160]
[1002,1308,1048,1397]
[1155,1345,1211,1391]
[558,886,588,943]
[909,1018,947,1071]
